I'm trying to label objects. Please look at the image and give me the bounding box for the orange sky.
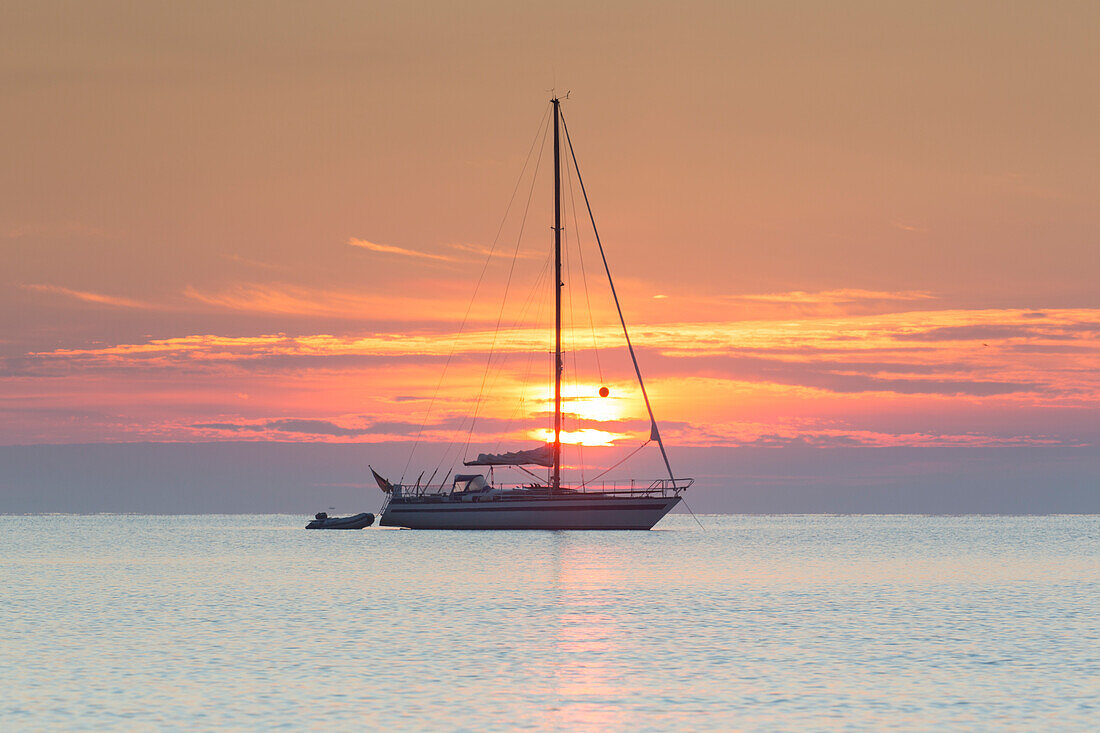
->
[2,2,1098,471]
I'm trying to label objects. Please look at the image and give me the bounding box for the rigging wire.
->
[564,138,604,383]
[577,440,651,488]
[461,111,553,464]
[489,245,554,455]
[681,495,707,531]
[428,122,554,480]
[401,102,552,483]
[435,246,553,478]
[560,109,677,483]
[446,212,557,474]
[561,166,585,487]
[451,201,556,473]
[484,233,555,398]
[433,233,554,480]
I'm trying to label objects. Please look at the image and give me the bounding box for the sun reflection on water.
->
[542,535,631,731]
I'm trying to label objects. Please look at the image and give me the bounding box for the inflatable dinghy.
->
[305,512,375,530]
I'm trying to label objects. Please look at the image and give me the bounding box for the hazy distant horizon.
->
[3,441,1096,515]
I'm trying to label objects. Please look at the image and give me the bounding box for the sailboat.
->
[374,96,693,529]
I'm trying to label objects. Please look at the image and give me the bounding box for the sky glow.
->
[2,2,1097,468]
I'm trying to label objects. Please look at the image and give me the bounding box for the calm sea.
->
[1,515,1097,731]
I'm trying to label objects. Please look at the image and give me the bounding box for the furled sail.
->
[464,444,554,467]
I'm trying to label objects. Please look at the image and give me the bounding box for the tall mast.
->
[552,97,563,491]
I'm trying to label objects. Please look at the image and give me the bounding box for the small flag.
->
[369,465,393,494]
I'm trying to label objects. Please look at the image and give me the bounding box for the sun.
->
[534,384,626,423]
[529,428,630,447]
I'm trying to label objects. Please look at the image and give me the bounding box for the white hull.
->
[380,495,680,530]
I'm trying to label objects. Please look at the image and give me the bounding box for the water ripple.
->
[1,514,1097,731]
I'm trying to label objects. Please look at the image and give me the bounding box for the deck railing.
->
[569,477,695,496]
[391,476,693,499]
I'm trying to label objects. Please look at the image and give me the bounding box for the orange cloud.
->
[182,283,497,322]
[634,287,941,322]
[731,289,935,305]
[22,284,160,310]
[348,237,455,262]
[7,306,1098,448]
[447,242,543,260]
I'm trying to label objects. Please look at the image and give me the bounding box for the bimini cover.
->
[464,444,554,467]
[452,474,490,492]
